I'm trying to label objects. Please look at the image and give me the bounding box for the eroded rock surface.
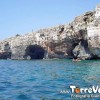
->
[0,4,100,60]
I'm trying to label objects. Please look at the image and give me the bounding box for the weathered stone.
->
[0,4,100,60]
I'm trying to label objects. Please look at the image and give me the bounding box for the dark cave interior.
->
[25,45,45,59]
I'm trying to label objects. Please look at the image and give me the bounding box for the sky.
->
[0,0,100,40]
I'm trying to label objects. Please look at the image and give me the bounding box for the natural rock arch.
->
[25,45,45,59]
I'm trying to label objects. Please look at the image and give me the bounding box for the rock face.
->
[87,4,100,58]
[0,4,100,60]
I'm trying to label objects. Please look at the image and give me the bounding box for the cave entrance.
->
[25,45,45,59]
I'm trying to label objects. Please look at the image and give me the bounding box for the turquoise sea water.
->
[0,59,100,100]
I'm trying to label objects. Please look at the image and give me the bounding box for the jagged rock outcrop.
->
[87,4,100,58]
[0,4,100,60]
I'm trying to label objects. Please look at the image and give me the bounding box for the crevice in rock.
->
[59,27,64,34]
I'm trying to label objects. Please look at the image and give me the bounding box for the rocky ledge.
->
[0,4,100,60]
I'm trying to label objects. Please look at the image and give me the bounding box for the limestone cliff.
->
[0,4,100,60]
